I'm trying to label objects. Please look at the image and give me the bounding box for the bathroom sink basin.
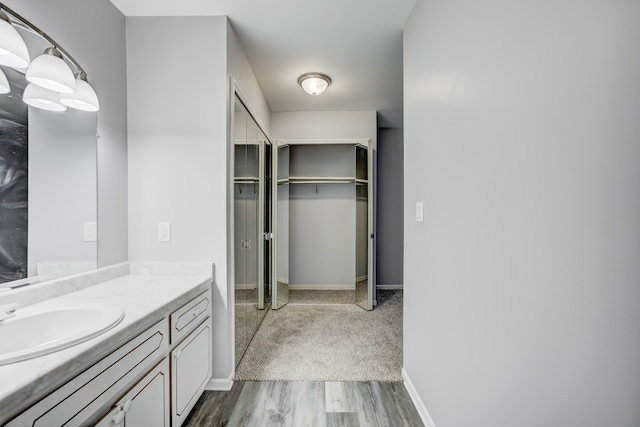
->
[0,303,124,365]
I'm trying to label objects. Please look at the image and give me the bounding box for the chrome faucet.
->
[0,303,18,324]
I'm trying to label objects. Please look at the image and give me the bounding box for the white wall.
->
[3,0,128,270]
[29,110,97,274]
[227,24,271,134]
[128,17,271,386]
[272,111,376,142]
[403,1,640,426]
[127,16,231,381]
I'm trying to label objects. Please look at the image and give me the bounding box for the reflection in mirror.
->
[233,93,272,366]
[0,67,28,283]
[0,65,97,289]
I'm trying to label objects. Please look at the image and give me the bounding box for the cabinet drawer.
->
[170,291,211,344]
[7,320,169,427]
[171,320,212,427]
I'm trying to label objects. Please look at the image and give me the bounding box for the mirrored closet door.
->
[233,94,272,366]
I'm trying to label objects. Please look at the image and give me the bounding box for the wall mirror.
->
[0,27,97,288]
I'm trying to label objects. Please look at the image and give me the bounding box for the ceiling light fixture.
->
[0,3,99,111]
[298,72,331,96]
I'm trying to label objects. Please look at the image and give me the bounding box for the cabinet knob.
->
[175,349,182,359]
[113,410,125,425]
[122,399,132,413]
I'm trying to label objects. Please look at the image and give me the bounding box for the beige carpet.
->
[235,290,403,382]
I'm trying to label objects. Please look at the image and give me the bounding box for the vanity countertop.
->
[0,269,212,424]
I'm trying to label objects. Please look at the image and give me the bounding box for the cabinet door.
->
[171,320,212,427]
[96,357,170,427]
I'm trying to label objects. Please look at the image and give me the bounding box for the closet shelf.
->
[234,177,259,184]
[281,176,369,185]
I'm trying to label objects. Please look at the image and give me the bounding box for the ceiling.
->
[107,0,415,128]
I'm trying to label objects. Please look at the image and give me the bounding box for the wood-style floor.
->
[184,381,424,427]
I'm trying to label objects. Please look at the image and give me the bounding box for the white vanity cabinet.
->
[96,358,170,427]
[6,320,169,427]
[6,290,212,427]
[170,293,212,426]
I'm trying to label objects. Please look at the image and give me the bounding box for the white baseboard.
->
[206,374,234,391]
[377,284,404,290]
[402,368,437,427]
[288,284,355,291]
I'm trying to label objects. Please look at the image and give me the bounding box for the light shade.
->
[298,72,331,96]
[60,73,99,111]
[0,69,9,94]
[0,12,30,68]
[26,47,76,94]
[23,83,67,112]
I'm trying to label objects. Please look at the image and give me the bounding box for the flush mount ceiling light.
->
[0,3,99,111]
[60,72,100,112]
[0,10,30,68]
[298,72,331,96]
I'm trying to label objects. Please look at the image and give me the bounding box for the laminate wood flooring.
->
[184,381,424,427]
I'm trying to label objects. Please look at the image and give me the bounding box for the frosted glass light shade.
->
[0,18,30,68]
[23,83,67,112]
[60,76,99,111]
[298,73,331,96]
[26,48,76,93]
[0,69,9,94]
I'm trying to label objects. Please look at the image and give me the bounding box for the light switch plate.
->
[83,222,97,242]
[415,202,424,223]
[158,222,171,242]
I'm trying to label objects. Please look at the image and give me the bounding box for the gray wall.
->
[376,127,403,287]
[3,0,129,269]
[403,1,640,426]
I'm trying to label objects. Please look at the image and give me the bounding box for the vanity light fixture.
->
[298,72,332,96]
[0,2,100,111]
[26,47,76,93]
[23,83,67,112]
[0,69,9,94]
[59,72,99,112]
[0,10,30,68]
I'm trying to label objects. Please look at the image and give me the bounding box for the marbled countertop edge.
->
[0,263,213,424]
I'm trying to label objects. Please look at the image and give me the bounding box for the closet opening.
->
[230,84,387,378]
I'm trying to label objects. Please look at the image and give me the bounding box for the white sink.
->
[0,303,124,365]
